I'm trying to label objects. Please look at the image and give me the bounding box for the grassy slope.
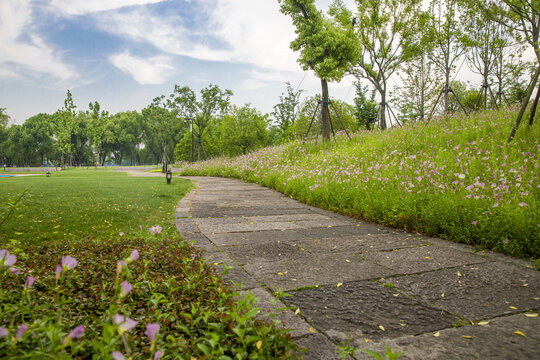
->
[180,107,539,258]
[0,168,192,245]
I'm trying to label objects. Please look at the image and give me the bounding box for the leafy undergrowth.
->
[0,235,298,359]
[179,107,539,259]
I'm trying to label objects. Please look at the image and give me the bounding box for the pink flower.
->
[61,256,77,271]
[119,232,124,236]
[0,328,7,338]
[0,250,16,267]
[492,202,499,208]
[127,250,139,263]
[112,351,125,360]
[63,325,85,344]
[518,202,529,207]
[113,314,138,334]
[16,324,28,339]
[145,323,160,343]
[24,276,35,289]
[502,238,509,244]
[149,225,162,235]
[154,350,163,359]
[9,267,19,275]
[120,281,133,298]
[471,221,477,225]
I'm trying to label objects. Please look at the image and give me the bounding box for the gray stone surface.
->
[359,313,540,360]
[175,176,540,360]
[362,244,491,275]
[385,261,540,320]
[284,281,458,344]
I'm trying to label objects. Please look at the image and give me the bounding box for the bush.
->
[0,233,298,359]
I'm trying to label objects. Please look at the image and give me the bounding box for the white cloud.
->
[0,0,77,82]
[48,0,166,15]
[109,51,174,84]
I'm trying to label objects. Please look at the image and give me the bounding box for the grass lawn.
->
[0,168,190,245]
[0,169,298,359]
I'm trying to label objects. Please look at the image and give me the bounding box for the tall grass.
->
[179,107,539,258]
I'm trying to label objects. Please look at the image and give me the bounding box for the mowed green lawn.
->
[0,169,192,245]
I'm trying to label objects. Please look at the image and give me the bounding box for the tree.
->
[0,108,9,129]
[21,113,55,165]
[88,101,110,166]
[477,0,540,141]
[290,95,356,138]
[350,0,423,129]
[169,84,232,161]
[354,83,379,129]
[53,90,77,167]
[393,53,440,122]
[110,111,143,166]
[461,3,506,110]
[427,0,468,113]
[272,82,303,138]
[216,105,269,156]
[279,0,360,141]
[0,108,9,169]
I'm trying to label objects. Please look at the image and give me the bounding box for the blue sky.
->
[0,0,360,124]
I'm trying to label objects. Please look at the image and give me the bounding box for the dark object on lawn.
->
[46,171,51,177]
[166,170,172,185]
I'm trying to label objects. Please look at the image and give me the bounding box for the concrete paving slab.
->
[297,224,392,239]
[359,312,540,360]
[292,233,431,255]
[205,230,309,246]
[198,221,303,233]
[384,261,540,320]
[241,287,313,338]
[221,242,311,266]
[294,334,342,360]
[284,281,458,344]
[362,245,491,275]
[244,254,391,291]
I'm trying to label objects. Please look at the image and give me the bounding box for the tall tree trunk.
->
[508,65,540,143]
[380,92,387,130]
[320,79,331,141]
[444,72,450,114]
[528,80,540,126]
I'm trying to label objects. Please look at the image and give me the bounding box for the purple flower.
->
[113,314,138,334]
[61,256,77,271]
[127,250,139,263]
[145,323,160,343]
[120,281,133,298]
[16,324,28,339]
[112,351,126,360]
[154,350,163,359]
[64,325,85,343]
[148,225,162,235]
[9,267,19,275]
[191,253,197,261]
[119,232,124,236]
[139,225,143,230]
[492,202,499,208]
[518,202,529,207]
[471,221,477,225]
[24,276,35,289]
[0,327,7,338]
[0,250,16,267]
[502,238,509,244]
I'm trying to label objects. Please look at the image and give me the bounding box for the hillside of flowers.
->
[179,107,539,259]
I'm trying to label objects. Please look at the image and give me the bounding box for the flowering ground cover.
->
[0,169,299,358]
[179,108,539,259]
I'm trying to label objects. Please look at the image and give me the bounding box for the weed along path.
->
[175,176,540,360]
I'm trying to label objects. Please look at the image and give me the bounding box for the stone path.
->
[175,176,540,360]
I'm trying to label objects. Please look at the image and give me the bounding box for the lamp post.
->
[191,118,194,163]
[166,169,172,184]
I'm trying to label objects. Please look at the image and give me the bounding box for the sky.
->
[0,0,363,125]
